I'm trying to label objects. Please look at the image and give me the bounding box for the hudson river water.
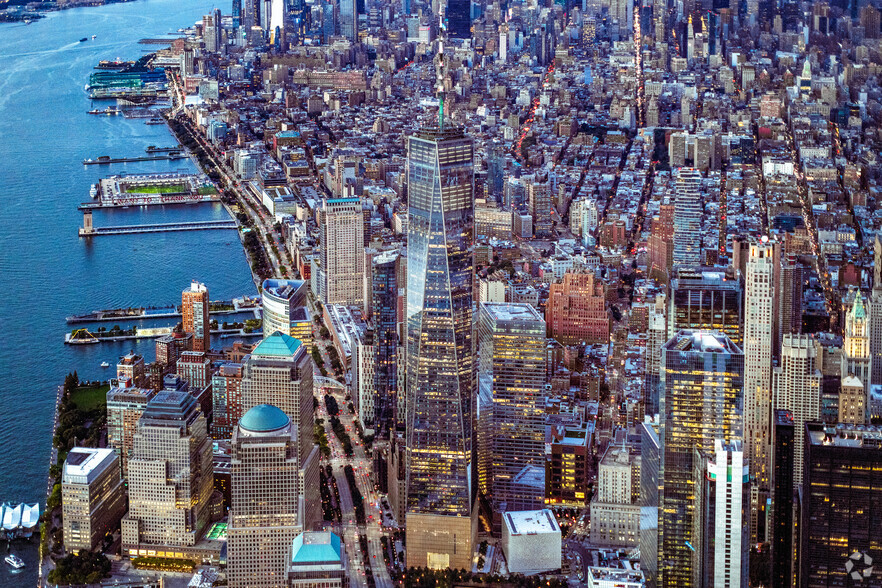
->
[0,2,254,584]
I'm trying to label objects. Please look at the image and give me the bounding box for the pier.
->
[66,296,260,323]
[79,172,220,209]
[145,145,182,153]
[83,153,185,165]
[138,38,183,44]
[65,326,262,344]
[79,219,237,237]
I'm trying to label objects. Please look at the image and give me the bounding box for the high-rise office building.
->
[287,531,348,586]
[526,177,552,238]
[801,422,882,587]
[405,125,475,570]
[692,440,749,588]
[672,168,702,268]
[446,0,471,38]
[338,0,356,40]
[122,391,214,554]
[639,420,661,588]
[370,249,400,436]
[117,352,147,387]
[668,268,743,345]
[842,290,871,395]
[262,279,312,346]
[62,447,127,552]
[646,294,667,417]
[545,272,610,345]
[590,443,641,547]
[182,280,211,352]
[743,239,775,542]
[203,9,222,52]
[478,303,547,514]
[772,334,821,485]
[106,384,157,478]
[777,254,804,349]
[659,330,744,588]
[228,404,319,587]
[321,198,365,307]
[232,0,242,27]
[211,362,244,439]
[240,332,320,531]
[242,332,313,421]
[771,410,796,588]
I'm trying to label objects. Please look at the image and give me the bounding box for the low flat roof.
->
[503,509,559,536]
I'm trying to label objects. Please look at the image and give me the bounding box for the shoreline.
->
[0,0,140,24]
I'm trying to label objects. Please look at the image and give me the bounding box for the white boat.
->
[5,555,24,569]
[2,504,21,531]
[91,35,97,39]
[100,361,110,368]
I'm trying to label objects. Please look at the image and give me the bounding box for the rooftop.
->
[807,422,882,449]
[503,509,560,536]
[252,332,302,357]
[664,330,742,355]
[239,404,291,433]
[481,302,544,323]
[63,447,117,484]
[291,531,343,564]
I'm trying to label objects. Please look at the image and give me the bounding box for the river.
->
[0,1,254,585]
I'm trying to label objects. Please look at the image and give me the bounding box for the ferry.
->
[79,37,88,42]
[5,555,24,570]
[100,361,110,368]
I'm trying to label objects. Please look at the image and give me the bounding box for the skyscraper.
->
[62,447,127,552]
[182,280,211,352]
[659,330,744,588]
[545,272,610,345]
[106,384,157,478]
[743,239,775,541]
[527,176,552,238]
[668,268,743,345]
[228,404,318,587]
[772,334,820,485]
[321,198,365,307]
[338,0,356,40]
[122,391,214,555]
[770,410,796,588]
[672,168,702,269]
[262,279,311,346]
[478,302,547,514]
[801,422,882,587]
[446,0,471,38]
[240,332,320,531]
[692,440,749,588]
[842,290,871,396]
[405,125,475,570]
[370,249,400,436]
[203,9,222,52]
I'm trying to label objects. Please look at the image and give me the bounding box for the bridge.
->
[79,220,238,237]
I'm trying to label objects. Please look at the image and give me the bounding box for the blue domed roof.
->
[239,404,290,432]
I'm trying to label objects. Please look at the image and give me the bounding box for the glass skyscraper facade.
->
[668,268,743,346]
[478,302,547,514]
[371,249,400,436]
[659,330,744,588]
[405,126,475,570]
[672,168,702,269]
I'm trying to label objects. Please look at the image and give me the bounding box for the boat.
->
[79,37,88,42]
[89,184,98,199]
[5,555,24,570]
[100,361,110,368]
[91,35,97,39]
[145,117,165,125]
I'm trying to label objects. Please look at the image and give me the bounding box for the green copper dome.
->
[239,404,290,432]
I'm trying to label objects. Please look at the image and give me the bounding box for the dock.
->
[146,146,182,153]
[65,326,261,345]
[66,296,260,323]
[79,219,237,237]
[138,38,183,44]
[83,154,185,165]
[79,172,220,209]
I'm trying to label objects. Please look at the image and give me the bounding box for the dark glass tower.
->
[446,0,472,38]
[371,249,400,437]
[771,409,795,588]
[659,330,744,588]
[405,125,475,570]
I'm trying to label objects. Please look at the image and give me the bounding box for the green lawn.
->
[70,384,110,412]
[197,185,218,195]
[125,184,186,194]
